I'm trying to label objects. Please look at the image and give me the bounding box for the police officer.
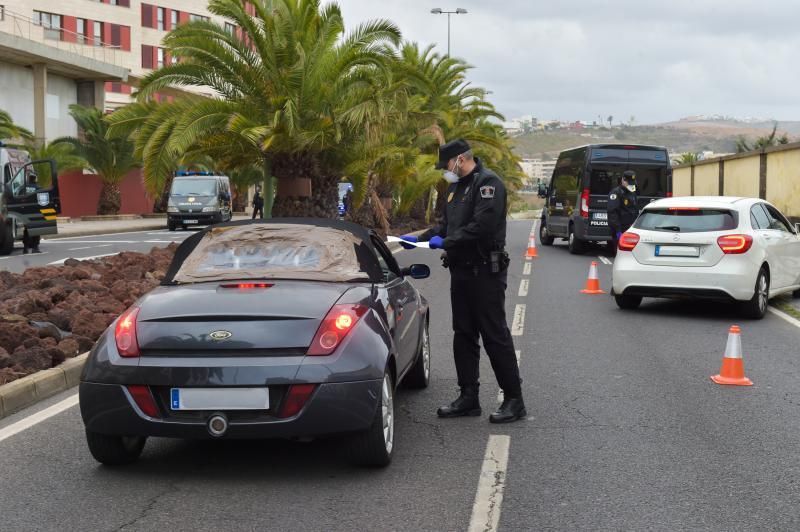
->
[22,170,41,254]
[607,170,640,252]
[400,139,526,423]
[252,186,264,219]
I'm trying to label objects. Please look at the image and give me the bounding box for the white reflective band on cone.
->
[724,330,743,359]
[588,263,599,280]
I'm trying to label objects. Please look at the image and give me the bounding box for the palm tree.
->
[54,104,141,214]
[0,109,33,145]
[24,141,86,188]
[737,122,789,153]
[107,0,401,218]
[677,152,699,165]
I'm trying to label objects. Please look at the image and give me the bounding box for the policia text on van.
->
[539,144,672,254]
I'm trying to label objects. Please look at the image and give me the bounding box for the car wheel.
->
[181,225,187,231]
[539,222,554,246]
[85,430,146,466]
[615,294,642,310]
[405,321,430,389]
[167,221,176,232]
[793,288,800,299]
[740,268,769,319]
[346,370,394,467]
[568,226,584,255]
[0,222,14,255]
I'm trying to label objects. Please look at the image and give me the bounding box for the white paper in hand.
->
[386,236,430,249]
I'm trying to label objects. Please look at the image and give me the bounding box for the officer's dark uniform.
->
[607,182,639,250]
[252,190,264,219]
[420,140,524,422]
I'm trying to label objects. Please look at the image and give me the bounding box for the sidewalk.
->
[46,214,252,239]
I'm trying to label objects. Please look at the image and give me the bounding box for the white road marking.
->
[143,240,182,243]
[45,240,139,244]
[44,229,169,241]
[48,252,120,265]
[0,394,79,444]
[497,350,522,402]
[68,244,113,251]
[522,263,532,276]
[768,306,800,329]
[598,256,612,265]
[518,279,529,298]
[468,435,511,532]
[511,304,526,336]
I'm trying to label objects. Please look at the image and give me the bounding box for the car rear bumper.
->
[168,213,222,224]
[612,252,758,301]
[574,217,611,242]
[79,379,381,439]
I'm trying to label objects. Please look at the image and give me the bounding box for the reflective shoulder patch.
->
[480,185,495,199]
[609,194,617,200]
[447,192,454,203]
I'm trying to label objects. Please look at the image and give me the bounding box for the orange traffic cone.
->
[711,325,753,386]
[525,235,538,258]
[580,261,604,294]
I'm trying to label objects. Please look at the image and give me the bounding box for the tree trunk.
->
[97,181,122,215]
[346,173,389,235]
[270,154,337,218]
[262,159,274,219]
[152,174,173,213]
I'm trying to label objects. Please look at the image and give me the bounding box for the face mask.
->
[442,157,461,184]
[625,183,636,193]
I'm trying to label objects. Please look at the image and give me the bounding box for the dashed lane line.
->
[511,304,525,336]
[0,394,79,444]
[45,240,140,244]
[497,350,522,402]
[468,434,511,532]
[598,256,612,266]
[518,279,529,298]
[522,263,532,276]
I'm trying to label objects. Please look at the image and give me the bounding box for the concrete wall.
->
[45,73,78,139]
[693,163,719,196]
[723,157,760,198]
[0,63,36,132]
[673,166,692,196]
[766,149,800,218]
[59,169,154,217]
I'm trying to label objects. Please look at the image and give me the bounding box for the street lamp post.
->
[430,7,467,56]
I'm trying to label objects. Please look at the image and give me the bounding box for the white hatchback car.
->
[612,196,800,318]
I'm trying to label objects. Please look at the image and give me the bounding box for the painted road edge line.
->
[468,434,511,532]
[511,304,526,336]
[767,306,800,329]
[0,394,79,444]
[523,262,532,276]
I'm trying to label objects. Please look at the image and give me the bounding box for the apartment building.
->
[1,0,226,111]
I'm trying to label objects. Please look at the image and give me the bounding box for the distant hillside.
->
[511,122,797,159]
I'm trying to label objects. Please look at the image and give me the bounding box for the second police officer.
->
[607,170,640,253]
[400,139,526,424]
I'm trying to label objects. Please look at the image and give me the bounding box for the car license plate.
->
[170,388,270,410]
[184,219,199,224]
[655,245,700,257]
[593,212,608,220]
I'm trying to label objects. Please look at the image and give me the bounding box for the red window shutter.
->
[164,9,171,31]
[142,45,153,68]
[141,4,153,28]
[120,25,131,51]
[110,24,121,47]
[103,22,112,45]
[62,16,77,43]
[105,81,113,93]
[179,11,190,24]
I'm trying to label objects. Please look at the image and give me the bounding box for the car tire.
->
[405,321,430,389]
[793,288,800,299]
[568,226,584,255]
[740,268,769,320]
[85,430,146,466]
[181,225,187,231]
[167,221,176,231]
[345,370,394,467]
[614,294,642,310]
[539,222,554,246]
[0,222,14,255]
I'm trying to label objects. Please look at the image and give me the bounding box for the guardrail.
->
[0,8,123,66]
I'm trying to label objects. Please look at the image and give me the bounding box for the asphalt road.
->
[0,229,196,274]
[2,220,800,530]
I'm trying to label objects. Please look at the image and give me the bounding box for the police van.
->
[540,144,672,254]
[166,171,232,231]
[0,144,60,254]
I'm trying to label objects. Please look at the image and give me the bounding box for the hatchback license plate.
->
[170,388,269,410]
[184,219,199,224]
[655,245,700,257]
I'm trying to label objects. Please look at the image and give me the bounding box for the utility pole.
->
[430,8,468,56]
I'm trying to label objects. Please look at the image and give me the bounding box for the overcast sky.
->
[338,0,800,124]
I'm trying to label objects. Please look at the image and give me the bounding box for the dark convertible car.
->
[79,219,431,467]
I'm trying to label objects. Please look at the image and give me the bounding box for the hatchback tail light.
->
[618,232,640,251]
[278,384,317,418]
[127,385,159,418]
[115,307,140,357]
[580,188,590,218]
[717,234,753,254]
[307,304,369,356]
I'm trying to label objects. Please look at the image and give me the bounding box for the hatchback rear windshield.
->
[634,208,737,233]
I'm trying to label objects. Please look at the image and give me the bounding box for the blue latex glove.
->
[616,232,622,240]
[429,236,445,250]
[399,235,418,250]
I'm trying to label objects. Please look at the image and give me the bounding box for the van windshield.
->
[171,179,217,196]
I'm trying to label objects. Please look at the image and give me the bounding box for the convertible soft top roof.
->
[161,218,386,284]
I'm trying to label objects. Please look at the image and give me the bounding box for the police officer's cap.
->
[622,170,636,181]
[435,139,471,169]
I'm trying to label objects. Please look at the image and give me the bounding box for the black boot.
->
[437,386,481,418]
[489,397,527,424]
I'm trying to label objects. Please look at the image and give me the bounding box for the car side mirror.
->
[401,264,430,279]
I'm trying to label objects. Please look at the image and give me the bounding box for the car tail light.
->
[307,304,369,356]
[115,307,140,357]
[666,192,673,198]
[127,385,159,418]
[717,234,753,254]
[220,283,273,289]
[618,232,640,251]
[278,384,317,418]
[580,188,590,218]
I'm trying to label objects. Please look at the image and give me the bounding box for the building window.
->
[76,18,87,44]
[157,7,165,30]
[225,22,236,35]
[171,10,178,28]
[93,20,102,46]
[0,6,5,22]
[157,47,164,68]
[142,44,154,68]
[189,13,209,23]
[33,11,62,41]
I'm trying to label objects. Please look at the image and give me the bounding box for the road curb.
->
[44,224,167,240]
[0,353,88,420]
